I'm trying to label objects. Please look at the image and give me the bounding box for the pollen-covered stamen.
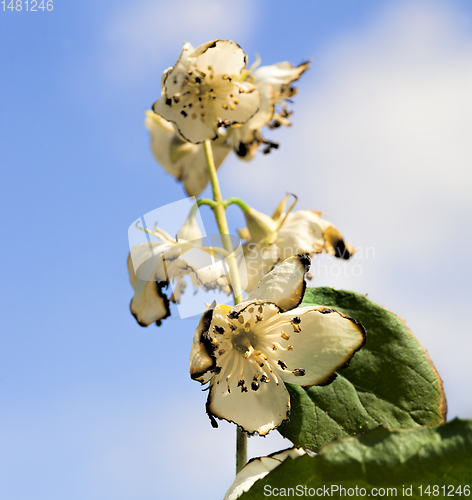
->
[281,332,290,341]
[294,368,306,377]
[278,360,288,370]
[265,341,292,352]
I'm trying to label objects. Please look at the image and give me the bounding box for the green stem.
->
[203,139,247,474]
[203,140,243,303]
[223,197,251,213]
[197,198,219,210]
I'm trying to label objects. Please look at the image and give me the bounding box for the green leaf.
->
[278,287,446,450]
[240,419,472,499]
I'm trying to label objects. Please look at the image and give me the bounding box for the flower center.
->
[166,67,242,126]
[208,305,308,393]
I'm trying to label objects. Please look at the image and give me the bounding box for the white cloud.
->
[103,0,256,83]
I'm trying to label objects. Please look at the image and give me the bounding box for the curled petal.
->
[277,210,354,259]
[242,241,280,293]
[129,279,170,327]
[189,305,216,383]
[245,255,309,312]
[230,60,309,159]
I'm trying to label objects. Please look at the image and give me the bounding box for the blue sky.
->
[1,1,472,499]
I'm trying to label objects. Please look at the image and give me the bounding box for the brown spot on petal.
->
[278,360,288,370]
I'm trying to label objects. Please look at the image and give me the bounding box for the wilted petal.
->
[252,61,310,97]
[268,306,366,386]
[189,306,216,383]
[230,60,309,159]
[322,220,355,259]
[145,111,232,196]
[277,210,354,259]
[224,448,306,500]
[172,246,231,294]
[129,278,170,327]
[245,255,309,312]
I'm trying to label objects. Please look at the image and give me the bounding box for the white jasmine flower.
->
[152,40,261,144]
[230,60,309,160]
[144,111,232,197]
[128,207,231,327]
[240,196,355,291]
[189,255,366,435]
[224,448,305,500]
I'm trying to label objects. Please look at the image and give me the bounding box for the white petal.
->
[129,278,170,327]
[176,203,202,242]
[153,96,219,144]
[246,255,309,311]
[189,306,216,383]
[128,241,180,283]
[234,82,275,145]
[242,241,279,293]
[217,81,261,126]
[276,210,354,260]
[145,111,231,196]
[266,306,366,386]
[275,210,325,255]
[127,247,173,326]
[207,364,290,435]
[161,42,194,97]
[194,40,248,78]
[252,61,310,97]
[171,246,231,294]
[242,206,278,243]
[223,448,305,500]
